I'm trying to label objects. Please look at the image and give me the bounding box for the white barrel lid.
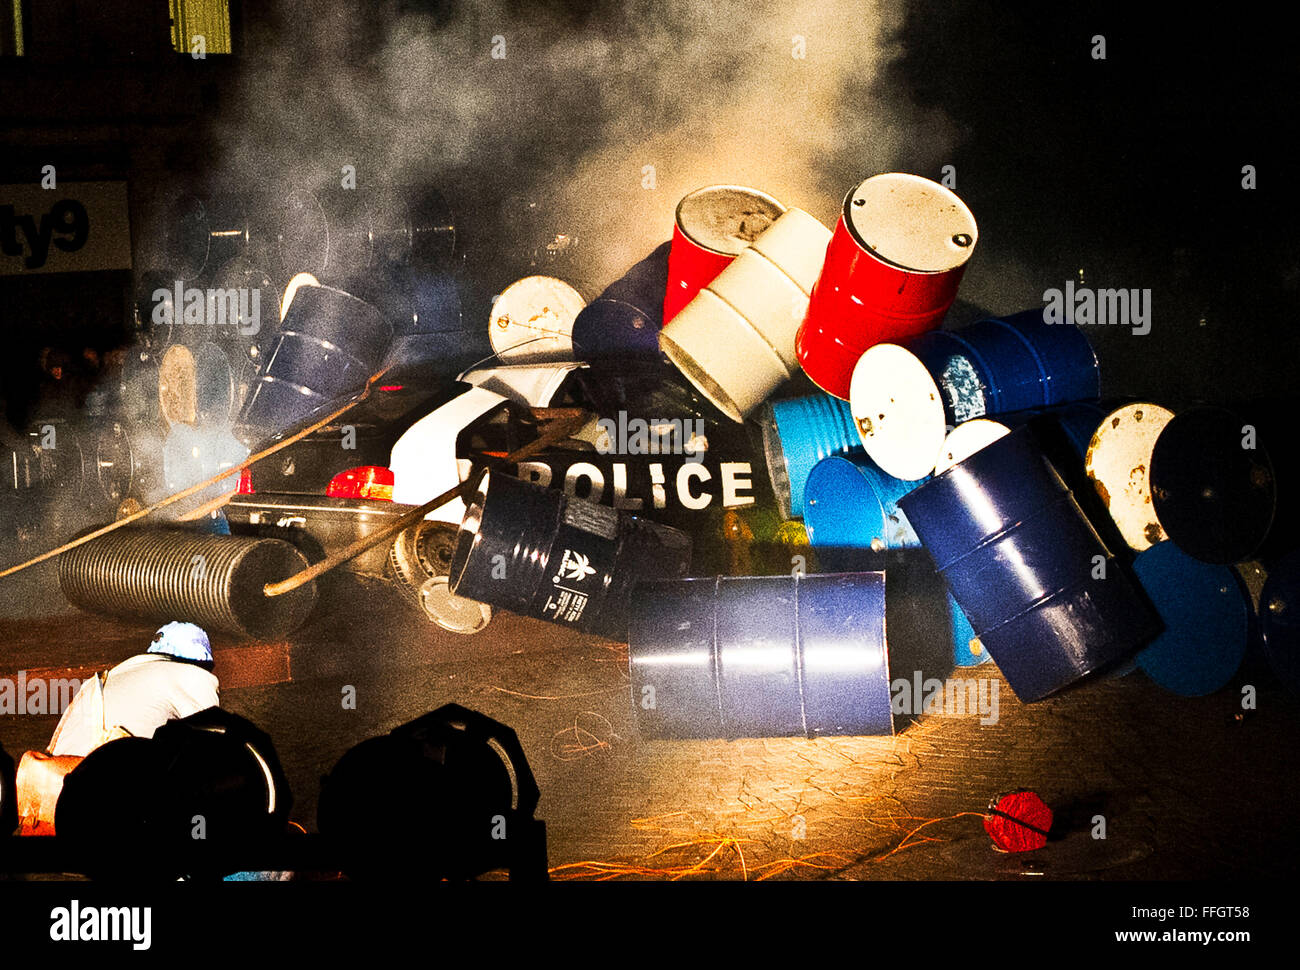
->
[675,185,787,256]
[420,576,493,634]
[844,173,978,273]
[935,418,1012,475]
[1085,402,1176,551]
[850,344,947,481]
[488,276,585,362]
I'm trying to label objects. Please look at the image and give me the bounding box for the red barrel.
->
[664,186,786,323]
[796,173,978,400]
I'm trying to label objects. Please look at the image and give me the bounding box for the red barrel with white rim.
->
[797,173,978,400]
[664,186,787,323]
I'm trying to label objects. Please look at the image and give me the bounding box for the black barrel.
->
[1149,405,1288,564]
[58,529,317,638]
[235,283,392,443]
[449,469,692,640]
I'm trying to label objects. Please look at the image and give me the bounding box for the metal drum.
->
[1260,550,1300,695]
[163,194,258,282]
[236,283,392,443]
[897,426,1160,701]
[758,392,861,520]
[1149,405,1279,565]
[797,173,978,400]
[572,242,671,358]
[628,572,892,738]
[660,209,832,422]
[449,469,692,640]
[1085,402,1176,552]
[58,529,317,638]
[488,276,586,363]
[275,186,455,280]
[803,453,985,667]
[1131,541,1249,696]
[849,310,1099,481]
[664,186,786,323]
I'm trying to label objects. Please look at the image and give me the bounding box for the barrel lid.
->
[1150,405,1277,564]
[420,577,493,634]
[1085,402,1175,551]
[488,276,585,363]
[675,185,787,257]
[935,419,1011,475]
[843,173,977,273]
[159,343,197,427]
[850,344,946,481]
[1133,540,1249,696]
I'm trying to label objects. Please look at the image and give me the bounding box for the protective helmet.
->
[147,621,213,664]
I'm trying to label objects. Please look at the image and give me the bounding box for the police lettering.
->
[516,458,755,510]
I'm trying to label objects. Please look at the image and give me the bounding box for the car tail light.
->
[326,465,395,501]
[236,467,255,495]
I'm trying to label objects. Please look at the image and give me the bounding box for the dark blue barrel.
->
[992,308,1101,405]
[628,573,891,738]
[571,242,670,359]
[759,393,861,519]
[1260,550,1300,695]
[897,426,1159,701]
[449,469,692,640]
[235,283,392,443]
[1131,541,1249,696]
[901,310,1099,425]
[803,454,984,667]
[1149,405,1280,565]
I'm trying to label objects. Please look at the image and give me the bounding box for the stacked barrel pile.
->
[432,175,1296,739]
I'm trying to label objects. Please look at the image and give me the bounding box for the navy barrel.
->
[628,572,892,739]
[235,283,392,443]
[571,242,670,359]
[906,310,1099,423]
[449,469,691,640]
[897,425,1159,701]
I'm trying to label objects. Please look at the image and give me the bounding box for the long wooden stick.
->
[0,368,390,582]
[261,408,592,598]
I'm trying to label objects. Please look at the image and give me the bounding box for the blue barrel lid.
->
[1133,540,1249,696]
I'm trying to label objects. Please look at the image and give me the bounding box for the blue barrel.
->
[803,454,985,667]
[900,310,1099,425]
[628,573,891,738]
[897,426,1160,701]
[1261,551,1300,695]
[449,469,692,640]
[1131,541,1249,696]
[572,242,670,359]
[759,393,861,520]
[235,283,392,443]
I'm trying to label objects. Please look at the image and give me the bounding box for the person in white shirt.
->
[49,621,221,758]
